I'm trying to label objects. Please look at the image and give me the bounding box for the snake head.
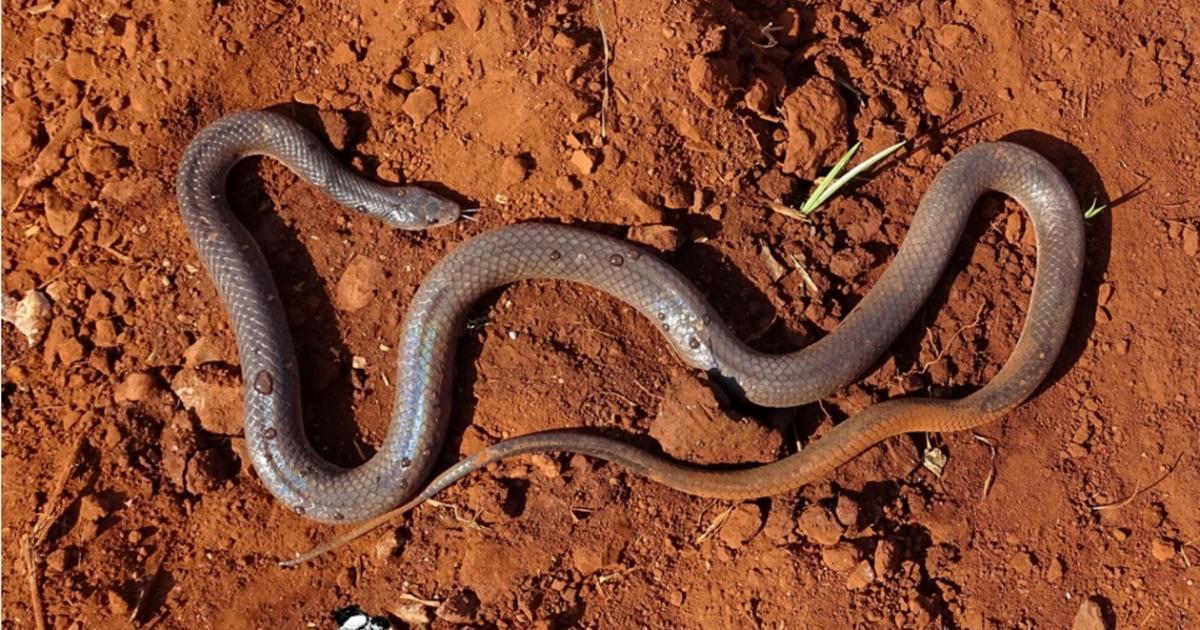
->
[372,186,463,230]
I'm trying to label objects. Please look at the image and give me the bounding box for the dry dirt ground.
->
[3,0,1199,628]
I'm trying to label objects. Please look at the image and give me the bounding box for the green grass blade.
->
[1083,200,1108,220]
[800,142,861,215]
[801,140,906,215]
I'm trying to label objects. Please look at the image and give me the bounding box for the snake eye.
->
[427,216,439,224]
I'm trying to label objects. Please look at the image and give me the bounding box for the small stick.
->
[399,593,441,608]
[973,433,999,502]
[1087,452,1185,511]
[695,504,735,544]
[23,536,47,630]
[919,303,986,374]
[278,496,424,567]
[593,0,612,139]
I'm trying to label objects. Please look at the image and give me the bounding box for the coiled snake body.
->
[177,111,1083,528]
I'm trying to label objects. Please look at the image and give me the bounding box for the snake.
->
[177,110,1084,535]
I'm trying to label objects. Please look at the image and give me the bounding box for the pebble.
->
[780,79,848,178]
[77,142,124,175]
[43,317,85,366]
[115,371,160,403]
[390,70,416,91]
[1046,556,1065,582]
[43,188,83,236]
[170,366,243,435]
[844,560,875,590]
[687,55,741,108]
[1009,550,1036,576]
[390,604,431,626]
[627,225,680,254]
[1150,538,1175,561]
[569,149,597,175]
[873,538,900,576]
[1072,597,1110,630]
[617,188,664,225]
[554,174,580,192]
[833,496,861,531]
[436,589,480,624]
[1,289,51,346]
[797,505,844,546]
[820,542,861,571]
[923,83,957,116]
[335,255,385,312]
[106,589,130,616]
[1183,225,1198,256]
[402,87,439,124]
[182,336,222,367]
[451,0,483,31]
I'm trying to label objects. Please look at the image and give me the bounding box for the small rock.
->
[115,371,160,403]
[1183,225,1198,257]
[1150,538,1175,561]
[617,189,664,225]
[183,336,222,367]
[500,153,533,185]
[1072,597,1110,630]
[451,0,483,31]
[661,182,692,210]
[687,55,741,108]
[627,225,680,255]
[43,317,85,366]
[718,503,765,548]
[873,538,900,576]
[437,589,480,624]
[79,494,109,523]
[828,249,865,279]
[43,189,84,236]
[554,174,580,192]
[1009,550,1036,576]
[552,31,577,49]
[390,70,416,91]
[923,83,957,117]
[293,90,318,105]
[77,143,124,175]
[170,365,243,435]
[330,41,357,65]
[1004,213,1024,244]
[797,505,844,546]
[780,79,849,178]
[390,604,431,626]
[1046,556,1065,582]
[569,149,597,175]
[844,559,875,590]
[402,87,439,124]
[1,289,51,346]
[834,495,860,529]
[820,542,861,571]
[335,255,385,312]
[105,589,130,616]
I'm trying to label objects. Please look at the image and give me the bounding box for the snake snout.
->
[394,188,461,229]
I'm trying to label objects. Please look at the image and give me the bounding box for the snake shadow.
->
[224,103,422,466]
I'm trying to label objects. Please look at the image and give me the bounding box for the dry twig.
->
[1087,452,1185,511]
